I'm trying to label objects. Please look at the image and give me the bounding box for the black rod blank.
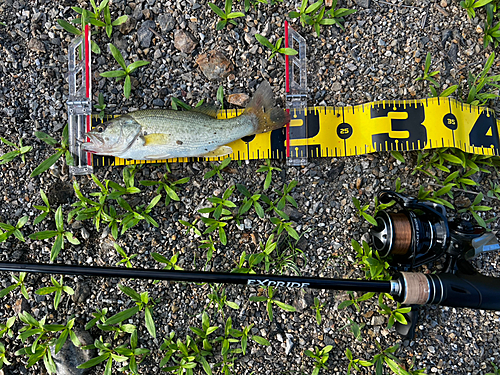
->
[0,262,392,293]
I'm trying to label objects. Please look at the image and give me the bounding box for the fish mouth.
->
[81,131,117,155]
[82,128,141,156]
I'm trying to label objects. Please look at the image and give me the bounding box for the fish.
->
[82,82,290,160]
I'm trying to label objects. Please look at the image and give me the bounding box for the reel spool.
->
[370,191,450,268]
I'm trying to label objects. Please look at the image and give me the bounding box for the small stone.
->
[196,50,234,81]
[244,32,255,45]
[345,63,357,71]
[327,161,345,180]
[354,0,371,8]
[153,98,164,106]
[243,218,252,229]
[440,0,447,7]
[227,93,250,107]
[174,30,198,53]
[324,335,334,345]
[332,82,342,91]
[72,283,91,304]
[80,227,90,240]
[285,334,294,355]
[137,20,156,48]
[28,38,45,53]
[158,14,176,33]
[13,299,30,315]
[133,5,143,21]
[448,44,458,62]
[363,310,374,318]
[154,49,163,60]
[283,206,303,221]
[356,177,362,189]
[52,328,95,375]
[371,315,385,326]
[454,195,471,209]
[72,221,83,230]
[119,16,137,35]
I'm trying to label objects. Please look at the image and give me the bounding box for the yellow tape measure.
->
[91,97,499,168]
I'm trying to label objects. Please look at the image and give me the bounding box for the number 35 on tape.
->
[286,97,499,159]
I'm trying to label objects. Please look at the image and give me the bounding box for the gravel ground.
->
[1,0,500,374]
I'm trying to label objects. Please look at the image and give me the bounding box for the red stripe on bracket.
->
[284,21,290,158]
[85,24,92,166]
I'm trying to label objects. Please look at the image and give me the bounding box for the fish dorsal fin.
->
[144,133,170,146]
[191,103,219,119]
[199,145,233,157]
[243,81,290,134]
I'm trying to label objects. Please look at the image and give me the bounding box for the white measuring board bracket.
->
[285,21,309,167]
[67,25,92,176]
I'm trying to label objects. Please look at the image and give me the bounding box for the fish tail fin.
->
[243,81,290,134]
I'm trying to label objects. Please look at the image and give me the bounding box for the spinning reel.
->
[370,191,500,337]
[370,191,499,271]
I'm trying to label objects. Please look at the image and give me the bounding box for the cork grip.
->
[401,272,430,305]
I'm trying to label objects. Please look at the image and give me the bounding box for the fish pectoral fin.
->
[199,145,233,158]
[143,133,170,146]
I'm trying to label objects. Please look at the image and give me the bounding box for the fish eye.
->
[96,126,105,133]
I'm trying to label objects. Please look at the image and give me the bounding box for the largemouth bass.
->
[82,82,289,160]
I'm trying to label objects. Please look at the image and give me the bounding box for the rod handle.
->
[428,271,500,310]
[398,266,500,311]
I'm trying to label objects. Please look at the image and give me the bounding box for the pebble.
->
[345,63,357,72]
[119,16,137,35]
[227,93,250,107]
[27,38,45,53]
[285,334,294,355]
[153,98,164,106]
[354,0,371,8]
[72,283,91,304]
[137,20,156,48]
[244,218,252,229]
[80,227,90,240]
[158,14,176,33]
[52,329,95,375]
[173,29,198,53]
[13,299,29,315]
[371,316,385,326]
[283,206,303,221]
[332,82,342,91]
[195,50,234,81]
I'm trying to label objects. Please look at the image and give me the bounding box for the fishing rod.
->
[0,191,499,337]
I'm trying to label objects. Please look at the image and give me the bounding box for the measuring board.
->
[89,99,500,168]
[67,24,500,174]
